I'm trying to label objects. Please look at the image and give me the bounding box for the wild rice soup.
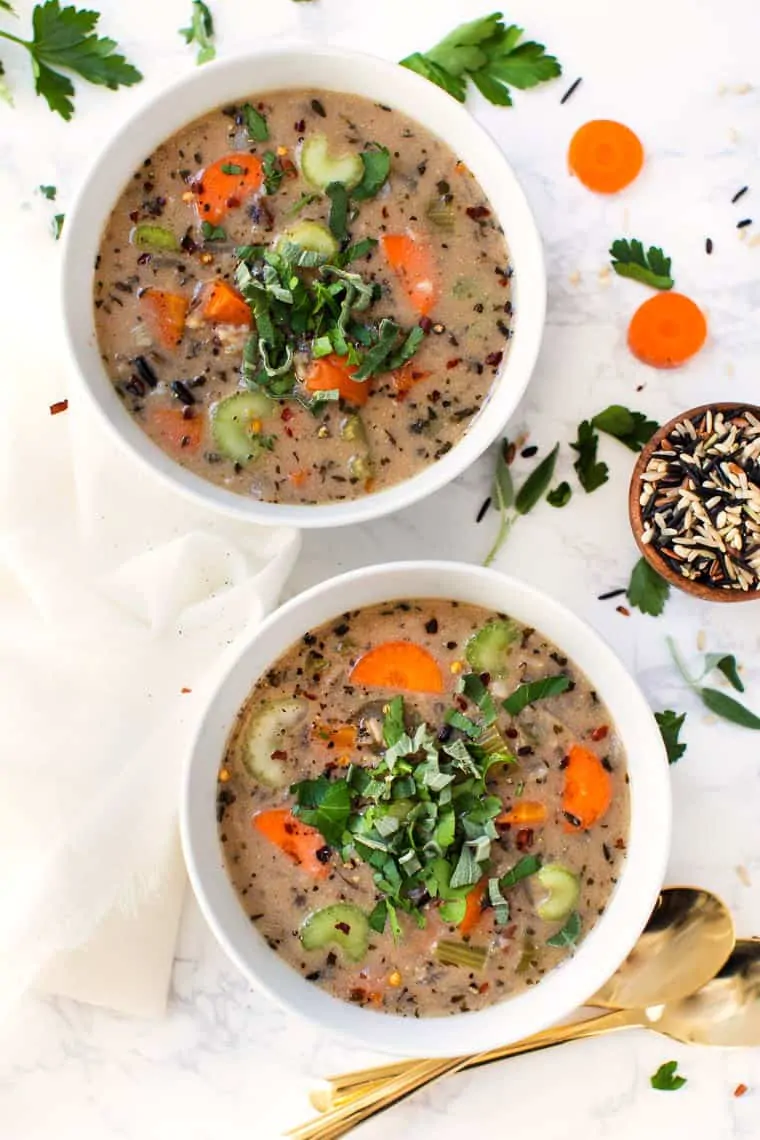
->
[94,89,512,505]
[218,600,629,1018]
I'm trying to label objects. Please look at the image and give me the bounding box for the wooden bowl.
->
[628,402,760,603]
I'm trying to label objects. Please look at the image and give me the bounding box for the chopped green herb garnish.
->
[220,162,245,175]
[503,674,570,716]
[290,776,352,847]
[262,150,284,194]
[571,420,609,493]
[241,102,269,142]
[39,183,56,200]
[180,0,215,66]
[610,239,674,291]
[499,854,541,890]
[400,12,561,107]
[667,637,760,730]
[352,144,391,200]
[285,191,320,218]
[655,710,687,764]
[0,0,142,120]
[547,481,571,507]
[627,557,670,617]
[201,220,226,241]
[546,909,581,947]
[326,180,349,241]
[592,405,659,452]
[487,877,510,925]
[650,1060,687,1092]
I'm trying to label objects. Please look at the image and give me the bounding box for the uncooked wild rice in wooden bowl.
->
[628,403,760,602]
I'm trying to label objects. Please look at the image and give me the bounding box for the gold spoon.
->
[290,937,759,1140]
[312,886,733,1111]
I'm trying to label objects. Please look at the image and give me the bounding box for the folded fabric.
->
[0,367,300,1018]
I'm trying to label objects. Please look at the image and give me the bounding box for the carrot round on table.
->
[139,289,188,349]
[150,406,204,452]
[194,154,263,225]
[562,744,612,832]
[198,280,252,326]
[349,641,444,693]
[305,353,369,407]
[568,120,644,194]
[380,233,439,316]
[627,291,707,368]
[252,808,330,878]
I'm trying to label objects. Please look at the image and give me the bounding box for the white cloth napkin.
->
[0,353,300,1018]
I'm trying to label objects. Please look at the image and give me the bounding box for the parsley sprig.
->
[627,557,670,617]
[400,12,561,107]
[291,694,517,935]
[610,239,674,291]
[655,710,687,763]
[0,1,142,120]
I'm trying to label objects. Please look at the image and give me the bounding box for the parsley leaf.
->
[220,162,245,175]
[291,776,351,847]
[352,144,391,201]
[39,183,56,199]
[201,220,226,241]
[400,14,561,107]
[547,481,571,507]
[650,1061,687,1092]
[571,420,609,492]
[0,1,143,120]
[592,405,659,452]
[655,710,687,764]
[546,909,581,947]
[610,239,674,291]
[262,150,284,194]
[503,675,570,716]
[241,102,269,142]
[627,557,670,617]
[180,0,215,66]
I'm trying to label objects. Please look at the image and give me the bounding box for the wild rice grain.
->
[560,77,583,104]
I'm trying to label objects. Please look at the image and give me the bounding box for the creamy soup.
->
[94,89,512,504]
[218,600,629,1018]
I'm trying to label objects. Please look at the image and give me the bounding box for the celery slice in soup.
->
[435,939,488,971]
[279,219,339,258]
[130,223,181,253]
[300,134,364,191]
[535,863,580,922]
[465,619,519,678]
[300,903,370,962]
[243,699,308,788]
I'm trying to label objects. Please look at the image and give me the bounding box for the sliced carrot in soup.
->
[381,233,439,316]
[497,800,548,826]
[198,280,252,326]
[252,808,329,878]
[562,744,612,832]
[458,880,486,936]
[139,289,188,349]
[349,641,444,693]
[304,354,369,407]
[150,406,203,452]
[194,154,264,225]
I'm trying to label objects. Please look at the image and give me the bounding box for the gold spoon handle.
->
[292,1007,643,1140]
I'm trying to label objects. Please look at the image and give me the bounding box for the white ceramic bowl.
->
[181,561,671,1057]
[61,47,545,529]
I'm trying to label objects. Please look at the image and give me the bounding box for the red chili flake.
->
[614,837,626,850]
[226,196,241,209]
[506,442,516,465]
[616,605,630,617]
[281,406,294,422]
[381,206,389,219]
[446,358,462,369]
[516,828,534,851]
[335,922,351,935]
[284,426,294,438]
[484,351,503,367]
[303,692,318,701]
[50,399,69,416]
[478,982,490,994]
[281,157,297,178]
[734,1084,749,1098]
[349,987,367,1002]
[466,205,491,220]
[180,687,192,694]
[591,725,609,742]
[271,749,287,760]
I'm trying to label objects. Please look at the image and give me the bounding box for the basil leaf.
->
[547,481,571,508]
[326,181,349,241]
[502,675,571,716]
[201,220,226,241]
[699,688,760,730]
[546,909,581,947]
[352,144,391,200]
[242,102,269,142]
[654,710,687,764]
[515,443,559,515]
[703,653,744,693]
[650,1061,687,1092]
[499,854,541,890]
[338,236,377,265]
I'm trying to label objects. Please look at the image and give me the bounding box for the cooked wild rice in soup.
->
[218,600,629,1018]
[94,89,513,505]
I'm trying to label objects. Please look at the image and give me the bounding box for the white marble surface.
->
[2,0,760,1136]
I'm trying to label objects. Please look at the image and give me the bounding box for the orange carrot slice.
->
[380,233,439,316]
[497,801,548,827]
[562,745,612,832]
[568,120,644,194]
[198,280,252,326]
[288,469,309,489]
[150,406,203,452]
[139,289,188,349]
[627,291,707,369]
[391,365,431,401]
[195,154,264,226]
[304,354,369,407]
[311,723,358,750]
[349,641,444,693]
[458,880,486,936]
[252,808,329,878]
